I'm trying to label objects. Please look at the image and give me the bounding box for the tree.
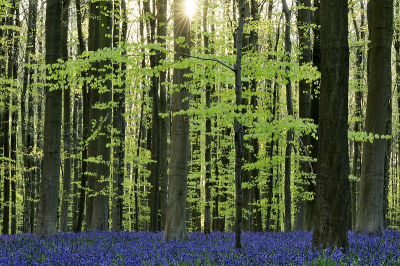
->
[36,0,63,236]
[282,0,293,233]
[294,0,312,232]
[164,0,191,240]
[234,0,245,249]
[356,0,393,233]
[312,0,350,249]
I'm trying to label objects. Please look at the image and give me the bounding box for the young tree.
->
[164,0,191,240]
[282,0,293,233]
[312,0,350,249]
[36,0,63,236]
[356,0,393,233]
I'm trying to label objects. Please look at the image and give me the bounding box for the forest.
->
[0,0,399,263]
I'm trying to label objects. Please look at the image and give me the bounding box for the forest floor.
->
[0,229,398,265]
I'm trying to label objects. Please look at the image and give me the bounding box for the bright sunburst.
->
[185,0,197,18]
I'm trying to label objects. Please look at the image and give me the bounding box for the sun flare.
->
[185,0,197,18]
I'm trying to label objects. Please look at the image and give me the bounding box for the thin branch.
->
[176,52,235,72]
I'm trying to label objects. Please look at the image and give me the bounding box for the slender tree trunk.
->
[111,0,127,232]
[74,0,89,232]
[350,2,365,231]
[312,0,350,249]
[282,0,293,233]
[21,0,37,234]
[294,0,311,231]
[60,0,71,232]
[157,0,168,231]
[164,0,191,240]
[203,0,211,235]
[356,0,393,233]
[307,0,320,232]
[234,0,245,249]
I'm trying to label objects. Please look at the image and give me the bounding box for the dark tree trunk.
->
[294,0,312,232]
[111,0,127,232]
[282,0,293,233]
[91,0,113,231]
[312,0,350,249]
[74,0,89,233]
[60,0,71,232]
[157,0,168,231]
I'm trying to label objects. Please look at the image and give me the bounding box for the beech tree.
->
[312,0,350,249]
[36,0,63,236]
[356,0,393,233]
[164,0,191,240]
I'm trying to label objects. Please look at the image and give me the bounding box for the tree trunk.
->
[282,0,293,233]
[356,0,393,233]
[294,0,311,232]
[60,0,71,232]
[164,0,191,240]
[234,0,245,249]
[111,0,127,232]
[36,0,63,236]
[74,0,89,233]
[91,0,113,231]
[312,0,350,249]
[350,2,365,231]
[307,0,320,232]
[85,0,101,231]
[21,0,37,234]
[157,0,168,231]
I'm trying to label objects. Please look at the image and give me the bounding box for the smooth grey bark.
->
[60,0,71,232]
[294,0,312,232]
[356,0,393,233]
[282,0,293,233]
[312,0,350,249]
[36,0,63,236]
[164,0,191,240]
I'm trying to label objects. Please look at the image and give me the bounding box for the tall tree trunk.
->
[203,0,211,235]
[74,0,89,232]
[356,0,393,233]
[85,0,101,231]
[234,0,245,249]
[111,0,127,232]
[164,0,191,240]
[282,0,293,233]
[60,0,71,232]
[21,0,37,234]
[36,0,63,236]
[91,0,113,231]
[307,0,320,232]
[294,0,311,231]
[312,0,350,249]
[350,1,365,231]
[157,0,168,231]
[10,2,19,234]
